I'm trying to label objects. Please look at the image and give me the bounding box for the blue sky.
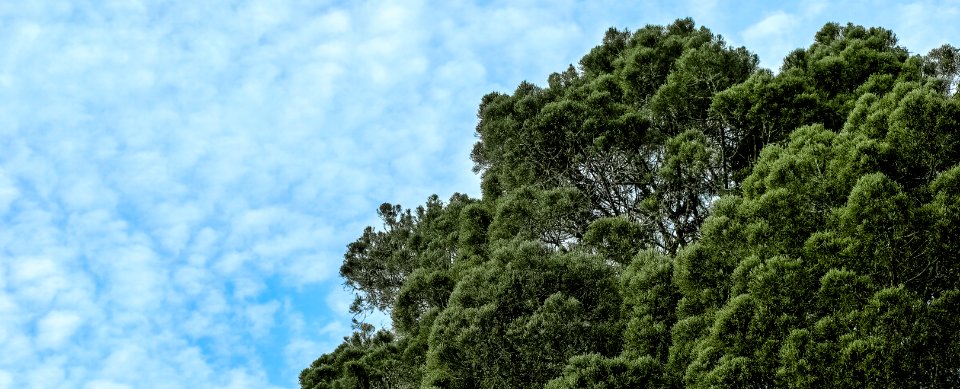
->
[1,1,958,388]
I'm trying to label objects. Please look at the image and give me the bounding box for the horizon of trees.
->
[301,18,960,388]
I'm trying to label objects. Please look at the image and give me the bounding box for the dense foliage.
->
[301,19,960,388]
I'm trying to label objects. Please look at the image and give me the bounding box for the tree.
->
[922,44,960,95]
[545,354,664,389]
[471,18,757,254]
[670,81,960,388]
[340,194,476,313]
[422,240,623,388]
[303,19,960,389]
[300,324,416,389]
[709,23,913,182]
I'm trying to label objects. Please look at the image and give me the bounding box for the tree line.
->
[300,18,960,388]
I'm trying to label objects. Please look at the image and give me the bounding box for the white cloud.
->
[0,371,12,389]
[895,1,960,54]
[26,364,67,389]
[84,381,132,389]
[0,170,18,215]
[9,258,73,308]
[324,286,354,318]
[245,300,281,338]
[802,1,828,17]
[284,337,324,371]
[220,369,282,389]
[741,11,802,70]
[743,11,798,43]
[36,311,83,349]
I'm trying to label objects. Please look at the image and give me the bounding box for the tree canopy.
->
[301,19,960,389]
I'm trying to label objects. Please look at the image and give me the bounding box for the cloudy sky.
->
[1,1,958,388]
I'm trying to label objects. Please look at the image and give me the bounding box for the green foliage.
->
[340,194,476,312]
[922,44,960,95]
[300,324,417,389]
[472,18,756,254]
[487,186,591,249]
[620,250,679,363]
[669,77,960,387]
[544,354,664,389]
[582,217,652,265]
[710,22,913,182]
[423,240,623,388]
[304,19,960,389]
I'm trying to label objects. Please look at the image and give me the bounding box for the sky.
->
[0,1,958,388]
